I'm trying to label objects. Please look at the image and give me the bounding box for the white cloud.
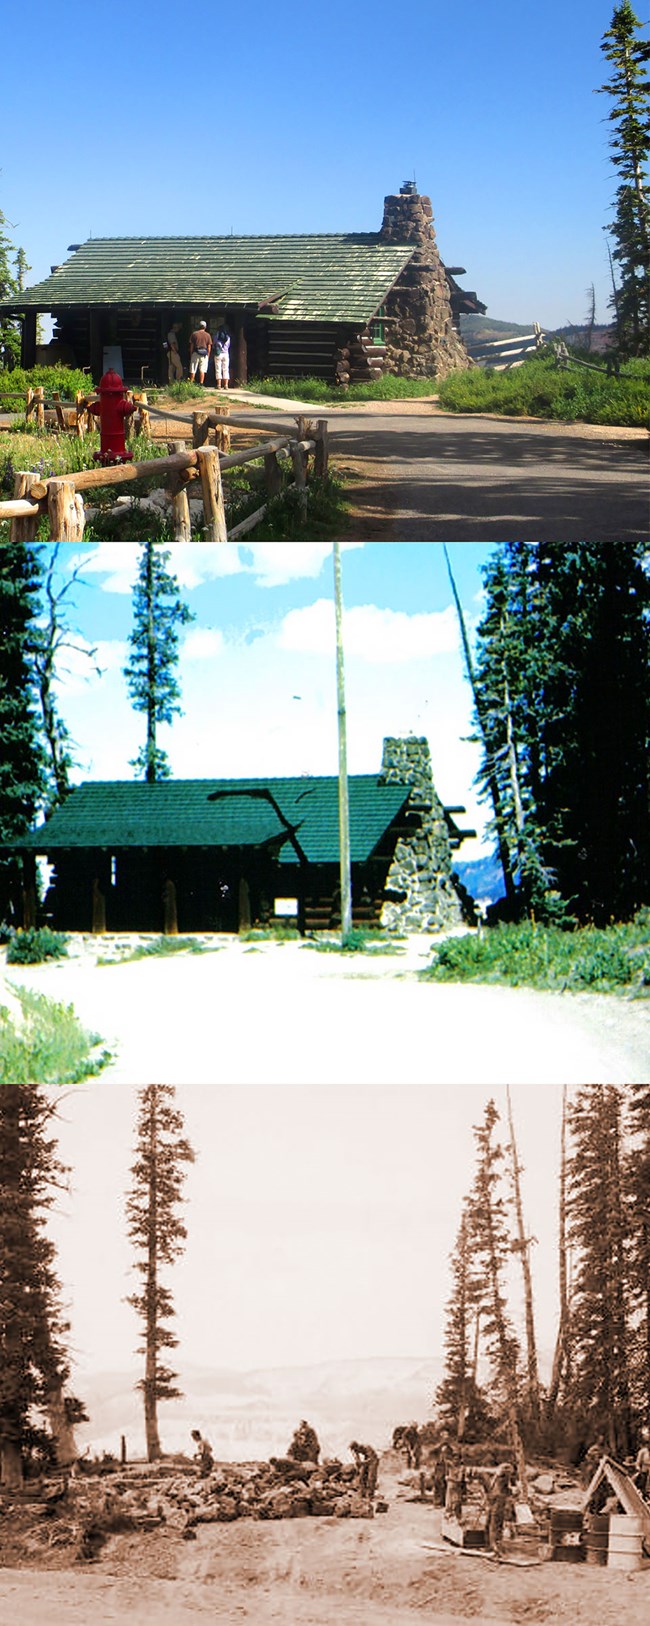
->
[277,599,459,663]
[241,543,364,588]
[67,543,365,596]
[181,626,224,662]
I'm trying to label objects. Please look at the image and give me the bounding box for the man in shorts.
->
[189,321,212,383]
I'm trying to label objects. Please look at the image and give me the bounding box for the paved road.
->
[249,405,649,540]
[6,940,649,1084]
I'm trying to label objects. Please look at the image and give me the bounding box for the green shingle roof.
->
[17,777,411,865]
[4,235,415,324]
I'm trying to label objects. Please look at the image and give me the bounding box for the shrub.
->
[0,365,92,412]
[6,927,69,964]
[246,374,437,404]
[423,920,650,994]
[0,988,110,1085]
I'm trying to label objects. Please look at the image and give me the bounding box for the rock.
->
[532,1474,555,1495]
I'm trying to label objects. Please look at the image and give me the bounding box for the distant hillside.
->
[455,855,505,908]
[460,314,617,354]
[74,1355,443,1464]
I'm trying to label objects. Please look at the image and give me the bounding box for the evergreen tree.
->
[0,210,25,369]
[505,1086,540,1427]
[125,1086,195,1461]
[0,1087,80,1488]
[0,545,46,922]
[597,4,650,354]
[124,545,194,782]
[566,1084,632,1456]
[472,543,650,922]
[436,1203,494,1441]
[465,1100,527,1488]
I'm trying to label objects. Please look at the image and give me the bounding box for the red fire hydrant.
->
[88,369,135,464]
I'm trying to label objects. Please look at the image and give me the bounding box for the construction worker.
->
[349,1440,379,1500]
[190,1428,214,1476]
[487,1463,516,1556]
[287,1420,321,1464]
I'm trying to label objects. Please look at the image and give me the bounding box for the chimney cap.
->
[400,180,418,195]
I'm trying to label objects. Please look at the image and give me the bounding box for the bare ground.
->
[2,934,648,1085]
[1,1463,648,1626]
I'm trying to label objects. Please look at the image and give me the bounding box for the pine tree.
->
[0,211,24,369]
[465,1100,527,1489]
[123,545,194,783]
[567,1084,632,1456]
[597,4,650,354]
[0,545,46,923]
[125,1087,195,1461]
[32,547,100,808]
[472,542,650,922]
[436,1204,494,1441]
[0,1087,80,1488]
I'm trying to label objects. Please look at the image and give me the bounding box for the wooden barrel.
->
[584,1512,609,1566]
[607,1514,643,1571]
[550,1508,585,1561]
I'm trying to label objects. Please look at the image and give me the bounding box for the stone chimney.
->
[379,188,469,379]
[378,736,465,931]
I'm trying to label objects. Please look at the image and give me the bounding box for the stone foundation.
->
[379,191,470,379]
[379,736,465,932]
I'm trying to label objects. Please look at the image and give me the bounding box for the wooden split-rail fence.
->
[464,323,548,371]
[0,398,329,541]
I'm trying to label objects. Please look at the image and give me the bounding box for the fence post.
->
[52,392,66,432]
[197,446,227,541]
[192,412,210,448]
[291,441,308,523]
[264,450,282,499]
[314,419,329,477]
[9,471,41,541]
[75,391,86,439]
[34,386,45,431]
[25,388,34,421]
[170,438,192,541]
[47,479,86,541]
[213,399,231,454]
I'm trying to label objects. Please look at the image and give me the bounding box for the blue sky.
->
[50,541,496,859]
[2,0,635,330]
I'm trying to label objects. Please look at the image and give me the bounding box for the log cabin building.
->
[1,186,485,387]
[4,738,475,936]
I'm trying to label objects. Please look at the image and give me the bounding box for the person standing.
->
[165,322,183,383]
[212,321,230,389]
[635,1428,650,1499]
[189,321,212,384]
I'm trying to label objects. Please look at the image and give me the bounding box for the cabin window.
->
[370,305,385,344]
[110,855,117,886]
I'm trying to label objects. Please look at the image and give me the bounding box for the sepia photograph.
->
[0,1081,649,1625]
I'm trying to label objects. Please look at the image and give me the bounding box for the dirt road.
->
[1,1474,647,1626]
[4,937,648,1084]
[234,402,648,541]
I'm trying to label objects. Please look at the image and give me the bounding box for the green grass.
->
[96,935,216,965]
[246,374,437,405]
[311,927,404,955]
[423,919,650,995]
[247,473,347,539]
[241,924,302,943]
[436,355,650,427]
[0,988,111,1084]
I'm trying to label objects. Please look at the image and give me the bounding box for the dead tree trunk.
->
[506,1087,540,1427]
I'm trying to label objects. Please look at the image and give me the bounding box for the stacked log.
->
[333,343,351,388]
[348,333,386,384]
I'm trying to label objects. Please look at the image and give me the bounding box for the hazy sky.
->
[2,0,630,330]
[46,1083,567,1380]
[46,541,497,860]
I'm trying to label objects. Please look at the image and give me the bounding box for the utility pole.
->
[333,543,352,943]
